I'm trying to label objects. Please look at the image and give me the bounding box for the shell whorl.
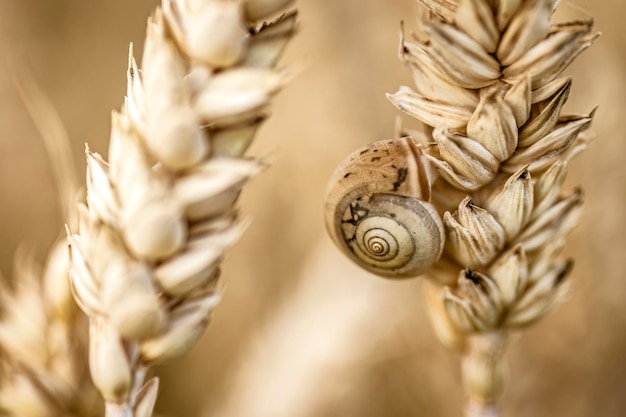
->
[324,137,445,278]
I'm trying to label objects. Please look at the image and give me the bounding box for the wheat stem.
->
[464,403,500,417]
[105,404,134,417]
[461,332,508,416]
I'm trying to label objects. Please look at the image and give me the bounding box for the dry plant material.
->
[324,0,597,415]
[0,70,99,417]
[67,0,297,415]
[0,243,99,417]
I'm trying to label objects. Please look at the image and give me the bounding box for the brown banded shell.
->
[324,137,445,278]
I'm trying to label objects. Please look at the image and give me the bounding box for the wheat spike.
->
[0,72,99,416]
[0,243,99,417]
[67,0,297,415]
[388,1,598,415]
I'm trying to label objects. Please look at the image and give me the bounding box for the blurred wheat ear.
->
[0,71,99,416]
[395,1,598,415]
[324,0,598,416]
[65,0,297,415]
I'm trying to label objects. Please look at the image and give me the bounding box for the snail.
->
[324,137,445,279]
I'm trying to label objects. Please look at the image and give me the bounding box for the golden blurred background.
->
[0,0,624,416]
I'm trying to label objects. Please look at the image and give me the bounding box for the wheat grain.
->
[66,0,297,415]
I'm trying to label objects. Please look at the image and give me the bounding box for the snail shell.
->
[324,137,445,278]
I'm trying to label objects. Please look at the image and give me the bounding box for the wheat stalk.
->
[66,0,297,415]
[386,0,598,415]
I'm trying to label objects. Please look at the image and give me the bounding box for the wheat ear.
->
[0,243,98,417]
[387,1,598,415]
[67,0,297,415]
[0,74,98,416]
[324,0,597,415]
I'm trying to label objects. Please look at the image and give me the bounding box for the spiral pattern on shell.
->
[324,138,445,278]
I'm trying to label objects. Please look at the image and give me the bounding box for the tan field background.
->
[0,1,624,416]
